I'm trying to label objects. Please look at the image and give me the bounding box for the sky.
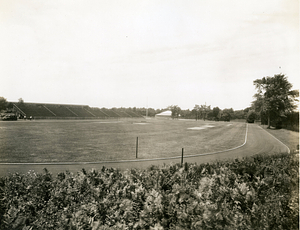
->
[0,0,299,110]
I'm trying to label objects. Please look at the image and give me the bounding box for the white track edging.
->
[0,124,249,165]
[258,126,290,154]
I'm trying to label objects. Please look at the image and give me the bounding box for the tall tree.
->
[223,108,234,120]
[18,98,24,104]
[168,105,181,119]
[234,110,246,120]
[199,104,211,121]
[253,74,299,128]
[212,107,220,121]
[193,104,200,121]
[246,110,256,123]
[0,97,8,111]
[221,108,234,121]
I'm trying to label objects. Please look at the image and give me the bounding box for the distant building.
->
[155,110,172,119]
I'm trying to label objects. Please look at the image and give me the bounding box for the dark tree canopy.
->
[0,97,8,111]
[200,104,211,121]
[192,104,211,121]
[168,105,181,119]
[253,74,299,128]
[193,104,200,120]
[246,110,256,123]
[212,107,220,121]
[18,98,24,104]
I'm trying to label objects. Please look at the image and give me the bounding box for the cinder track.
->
[0,124,289,176]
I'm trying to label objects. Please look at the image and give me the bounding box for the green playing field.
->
[0,118,246,163]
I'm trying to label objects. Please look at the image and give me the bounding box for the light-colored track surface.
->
[0,124,289,176]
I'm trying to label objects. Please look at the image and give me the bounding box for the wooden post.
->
[136,137,138,158]
[181,148,184,167]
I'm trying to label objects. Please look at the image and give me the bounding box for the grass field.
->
[0,118,246,163]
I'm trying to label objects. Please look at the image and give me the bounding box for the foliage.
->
[234,110,246,120]
[18,98,24,104]
[168,105,181,119]
[178,109,192,119]
[192,104,201,121]
[281,111,299,132]
[253,74,299,128]
[192,104,211,121]
[0,152,298,230]
[246,110,256,123]
[180,107,247,122]
[212,107,221,121]
[220,108,234,122]
[0,97,17,120]
[199,104,211,121]
[0,96,8,111]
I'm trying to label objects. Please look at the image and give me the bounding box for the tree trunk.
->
[267,114,271,129]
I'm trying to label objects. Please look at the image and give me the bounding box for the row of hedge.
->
[0,152,298,230]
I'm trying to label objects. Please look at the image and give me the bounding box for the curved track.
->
[0,124,289,176]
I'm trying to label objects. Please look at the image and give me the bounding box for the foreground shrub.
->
[0,152,298,229]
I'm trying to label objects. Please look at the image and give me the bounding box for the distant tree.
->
[234,110,245,120]
[222,108,234,121]
[212,107,220,121]
[206,110,214,120]
[0,97,8,111]
[180,109,194,119]
[230,108,236,119]
[168,105,181,119]
[193,104,200,121]
[7,102,14,109]
[199,104,211,121]
[147,108,156,117]
[155,109,163,114]
[246,110,256,123]
[253,74,299,128]
[243,107,252,114]
[220,111,231,121]
[18,98,24,104]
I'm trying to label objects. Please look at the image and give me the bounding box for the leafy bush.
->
[0,153,298,229]
[247,110,256,123]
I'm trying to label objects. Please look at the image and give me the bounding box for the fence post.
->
[136,137,138,158]
[181,148,184,167]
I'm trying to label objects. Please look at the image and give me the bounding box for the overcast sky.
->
[0,0,299,110]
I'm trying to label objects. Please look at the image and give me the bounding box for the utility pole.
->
[146,97,148,118]
[136,137,138,158]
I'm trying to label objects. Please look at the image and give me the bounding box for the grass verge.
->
[260,125,299,152]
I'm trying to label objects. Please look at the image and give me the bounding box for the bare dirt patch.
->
[188,124,215,130]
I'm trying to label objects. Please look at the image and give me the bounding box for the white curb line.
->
[258,126,290,154]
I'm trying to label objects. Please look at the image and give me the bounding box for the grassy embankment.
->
[260,124,299,152]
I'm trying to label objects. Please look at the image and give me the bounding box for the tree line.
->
[168,74,299,131]
[251,74,298,130]
[1,73,298,130]
[168,104,248,122]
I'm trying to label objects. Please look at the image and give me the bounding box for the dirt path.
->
[0,124,289,176]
